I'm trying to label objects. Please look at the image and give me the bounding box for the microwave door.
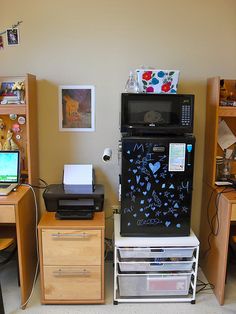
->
[120,137,194,236]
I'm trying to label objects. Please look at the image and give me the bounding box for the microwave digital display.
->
[121,93,194,135]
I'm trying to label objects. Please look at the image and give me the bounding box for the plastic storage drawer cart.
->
[113,214,199,304]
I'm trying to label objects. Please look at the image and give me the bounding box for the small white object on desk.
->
[215,181,233,186]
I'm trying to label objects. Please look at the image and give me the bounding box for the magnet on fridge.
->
[18,116,26,125]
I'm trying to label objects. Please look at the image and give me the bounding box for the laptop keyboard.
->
[0,184,10,188]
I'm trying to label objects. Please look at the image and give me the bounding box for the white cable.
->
[19,183,39,309]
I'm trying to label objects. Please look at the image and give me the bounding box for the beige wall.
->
[1,0,236,237]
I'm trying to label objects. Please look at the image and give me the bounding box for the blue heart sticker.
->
[165,221,171,227]
[149,162,160,174]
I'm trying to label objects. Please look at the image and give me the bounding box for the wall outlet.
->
[112,205,120,214]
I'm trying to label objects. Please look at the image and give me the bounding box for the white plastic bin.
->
[118,273,191,296]
[118,247,194,259]
[118,261,193,272]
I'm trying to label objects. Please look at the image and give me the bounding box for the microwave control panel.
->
[181,105,192,126]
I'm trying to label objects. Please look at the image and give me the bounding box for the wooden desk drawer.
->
[0,205,15,223]
[43,265,101,300]
[42,229,101,265]
[231,204,236,221]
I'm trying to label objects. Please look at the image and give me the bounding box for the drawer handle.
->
[150,249,165,253]
[150,262,163,266]
[51,232,90,238]
[53,269,90,277]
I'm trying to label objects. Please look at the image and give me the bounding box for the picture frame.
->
[6,28,20,46]
[0,82,17,97]
[59,85,95,132]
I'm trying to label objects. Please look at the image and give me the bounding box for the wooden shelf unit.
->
[200,76,236,305]
[203,77,236,187]
[0,74,39,185]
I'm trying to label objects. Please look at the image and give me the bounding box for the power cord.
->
[26,178,49,189]
[105,237,114,261]
[196,278,214,294]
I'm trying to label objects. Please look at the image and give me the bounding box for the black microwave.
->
[121,93,194,135]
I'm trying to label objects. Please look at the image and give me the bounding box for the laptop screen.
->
[0,151,20,183]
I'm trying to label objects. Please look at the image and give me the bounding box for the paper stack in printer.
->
[63,164,93,194]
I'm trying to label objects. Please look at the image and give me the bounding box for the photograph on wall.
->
[6,28,20,46]
[59,85,95,132]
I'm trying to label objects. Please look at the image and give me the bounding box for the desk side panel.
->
[15,188,37,308]
[199,183,231,305]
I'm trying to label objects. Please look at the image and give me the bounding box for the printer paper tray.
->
[55,210,94,220]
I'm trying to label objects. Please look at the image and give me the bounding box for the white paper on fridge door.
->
[218,120,236,151]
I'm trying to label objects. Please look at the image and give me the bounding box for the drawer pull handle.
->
[150,262,163,266]
[51,232,90,238]
[150,249,164,253]
[53,269,90,277]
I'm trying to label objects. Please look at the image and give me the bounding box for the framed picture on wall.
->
[59,85,95,132]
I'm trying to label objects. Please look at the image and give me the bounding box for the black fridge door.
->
[120,135,195,237]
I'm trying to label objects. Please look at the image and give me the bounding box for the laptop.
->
[0,151,20,196]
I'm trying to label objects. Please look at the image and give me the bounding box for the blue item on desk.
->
[43,184,104,220]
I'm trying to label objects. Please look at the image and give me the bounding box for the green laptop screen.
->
[0,151,19,183]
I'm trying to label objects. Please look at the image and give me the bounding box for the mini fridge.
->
[120,135,195,237]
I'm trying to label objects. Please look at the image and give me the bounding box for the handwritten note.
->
[218,120,236,150]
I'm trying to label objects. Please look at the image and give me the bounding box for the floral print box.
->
[136,69,180,94]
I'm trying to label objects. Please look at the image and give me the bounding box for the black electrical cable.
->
[196,278,214,294]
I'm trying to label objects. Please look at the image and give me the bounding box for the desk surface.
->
[0,185,30,205]
[221,189,236,203]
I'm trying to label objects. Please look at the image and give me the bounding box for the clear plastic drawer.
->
[118,273,191,297]
[118,260,193,272]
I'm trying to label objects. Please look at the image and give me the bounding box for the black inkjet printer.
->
[43,184,104,220]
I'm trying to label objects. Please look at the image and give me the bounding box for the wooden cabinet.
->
[38,212,105,304]
[0,74,38,185]
[200,77,236,305]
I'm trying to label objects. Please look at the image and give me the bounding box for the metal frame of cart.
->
[113,214,199,304]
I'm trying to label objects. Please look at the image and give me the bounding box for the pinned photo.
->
[7,28,19,46]
[0,36,3,49]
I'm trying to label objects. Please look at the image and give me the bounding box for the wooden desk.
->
[0,186,37,309]
[200,183,236,305]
